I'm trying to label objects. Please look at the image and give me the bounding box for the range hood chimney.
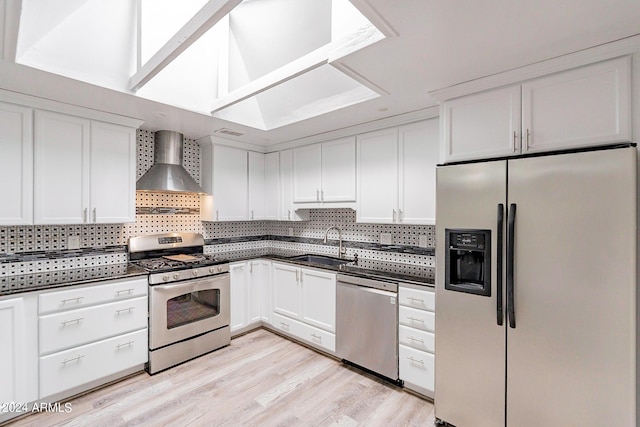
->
[137,131,205,194]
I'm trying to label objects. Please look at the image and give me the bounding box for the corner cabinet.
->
[0,102,33,225]
[230,260,272,336]
[33,110,137,224]
[357,119,439,225]
[441,56,631,163]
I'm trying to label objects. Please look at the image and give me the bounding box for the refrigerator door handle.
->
[497,203,504,326]
[507,203,516,328]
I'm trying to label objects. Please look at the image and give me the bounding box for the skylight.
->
[15,0,388,131]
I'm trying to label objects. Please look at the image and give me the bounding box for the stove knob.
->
[192,270,198,277]
[173,274,179,280]
[162,275,170,282]
[209,267,215,273]
[217,266,223,273]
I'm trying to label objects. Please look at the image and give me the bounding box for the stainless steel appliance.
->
[435,145,638,427]
[336,274,399,381]
[129,233,230,375]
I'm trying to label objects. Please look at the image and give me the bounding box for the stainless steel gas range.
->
[128,233,230,375]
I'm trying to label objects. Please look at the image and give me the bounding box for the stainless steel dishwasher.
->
[336,274,399,381]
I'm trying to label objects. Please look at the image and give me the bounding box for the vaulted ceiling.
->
[2,0,640,146]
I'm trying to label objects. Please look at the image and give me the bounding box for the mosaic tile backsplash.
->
[0,130,435,277]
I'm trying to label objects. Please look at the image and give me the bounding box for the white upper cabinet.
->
[521,57,631,153]
[279,149,309,222]
[441,86,521,163]
[357,127,398,224]
[248,151,265,220]
[293,137,356,206]
[0,102,33,225]
[441,56,631,163]
[357,120,439,225]
[399,120,439,225]
[264,152,280,220]
[34,111,136,224]
[34,111,90,224]
[89,121,136,223]
[202,144,248,221]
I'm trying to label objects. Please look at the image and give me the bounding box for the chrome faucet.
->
[323,226,346,259]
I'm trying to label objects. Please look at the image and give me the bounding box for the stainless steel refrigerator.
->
[434,145,638,427]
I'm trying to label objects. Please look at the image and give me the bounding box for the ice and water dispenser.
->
[445,229,491,296]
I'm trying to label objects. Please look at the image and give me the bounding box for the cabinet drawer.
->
[399,325,435,353]
[399,344,434,398]
[271,312,335,353]
[398,286,435,311]
[399,306,435,332]
[40,329,147,399]
[39,296,148,354]
[39,277,148,314]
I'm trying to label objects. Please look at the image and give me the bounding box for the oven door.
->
[149,273,230,350]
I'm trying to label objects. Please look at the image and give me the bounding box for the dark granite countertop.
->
[0,263,148,297]
[215,248,434,287]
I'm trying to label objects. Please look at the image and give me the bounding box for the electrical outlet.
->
[68,235,81,250]
[418,235,429,248]
[380,233,392,245]
[288,228,294,236]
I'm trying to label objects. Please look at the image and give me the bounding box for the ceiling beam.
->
[2,0,22,61]
[129,0,241,92]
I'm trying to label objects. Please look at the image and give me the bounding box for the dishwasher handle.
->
[336,274,398,292]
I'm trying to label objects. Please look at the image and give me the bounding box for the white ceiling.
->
[2,0,640,146]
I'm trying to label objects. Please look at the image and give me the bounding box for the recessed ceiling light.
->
[378,107,389,112]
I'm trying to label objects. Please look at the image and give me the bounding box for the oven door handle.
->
[152,274,229,294]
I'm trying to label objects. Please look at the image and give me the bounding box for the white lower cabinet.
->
[38,277,148,400]
[271,262,336,353]
[398,284,435,398]
[0,294,38,422]
[230,260,272,336]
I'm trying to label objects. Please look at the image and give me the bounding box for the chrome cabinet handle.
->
[83,208,87,223]
[310,333,321,340]
[251,210,254,220]
[61,355,84,365]
[408,336,425,344]
[316,189,320,201]
[407,316,424,323]
[392,209,396,222]
[61,297,84,304]
[280,322,289,328]
[398,209,403,222]
[513,131,518,152]
[93,208,96,222]
[60,317,84,326]
[116,340,134,349]
[407,356,424,365]
[525,129,530,149]
[116,289,134,296]
[295,269,299,281]
[116,307,134,315]
[216,210,219,221]
[407,297,424,304]
[249,262,253,273]
[321,189,324,201]
[288,210,291,220]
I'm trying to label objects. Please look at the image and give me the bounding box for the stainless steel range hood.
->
[137,130,205,194]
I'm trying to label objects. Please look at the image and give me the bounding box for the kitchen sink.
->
[288,254,351,267]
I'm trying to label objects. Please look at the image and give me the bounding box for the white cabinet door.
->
[264,152,280,220]
[230,262,247,333]
[248,151,265,220]
[399,119,439,225]
[293,144,322,203]
[213,145,248,221]
[0,296,38,406]
[279,150,308,221]
[34,110,90,224]
[257,260,272,324]
[522,56,631,153]
[89,121,136,223]
[247,260,263,325]
[272,263,301,319]
[321,137,356,202]
[300,268,336,333]
[356,128,398,223]
[0,102,33,225]
[441,86,521,162]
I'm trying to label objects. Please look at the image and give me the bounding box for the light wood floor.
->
[8,329,435,426]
